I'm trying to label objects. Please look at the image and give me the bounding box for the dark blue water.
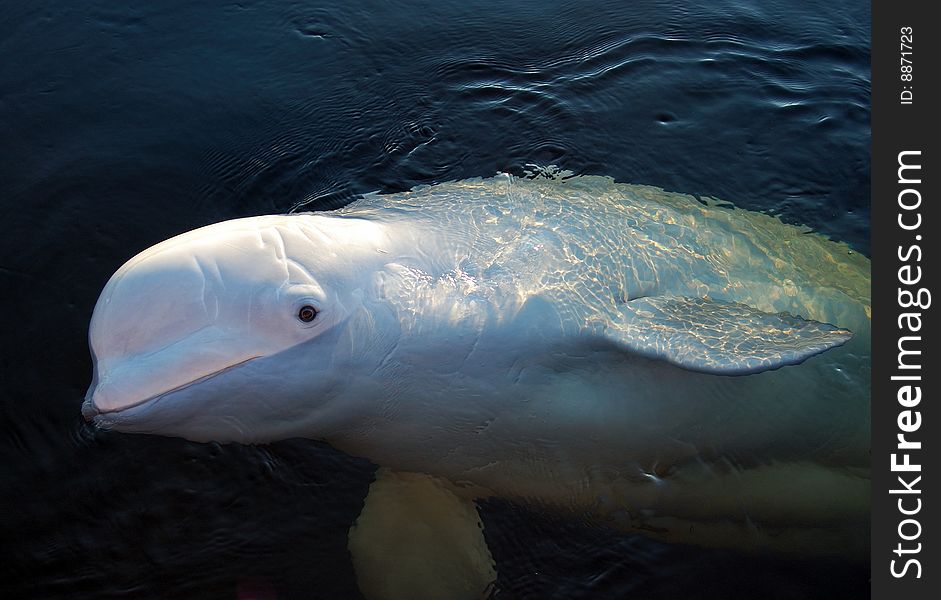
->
[1,1,869,598]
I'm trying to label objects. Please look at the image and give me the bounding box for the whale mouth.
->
[82,356,260,422]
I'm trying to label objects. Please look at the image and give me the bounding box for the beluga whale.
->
[83,170,871,600]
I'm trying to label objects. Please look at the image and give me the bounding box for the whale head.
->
[83,214,390,443]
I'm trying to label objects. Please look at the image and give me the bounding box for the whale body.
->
[83,174,870,561]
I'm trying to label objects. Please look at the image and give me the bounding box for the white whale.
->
[83,173,870,599]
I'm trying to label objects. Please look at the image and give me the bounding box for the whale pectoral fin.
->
[609,296,853,375]
[348,468,496,600]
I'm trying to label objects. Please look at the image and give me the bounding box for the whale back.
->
[339,174,870,338]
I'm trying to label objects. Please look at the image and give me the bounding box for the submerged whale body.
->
[83,173,870,588]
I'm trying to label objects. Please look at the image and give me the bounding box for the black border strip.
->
[872,1,937,597]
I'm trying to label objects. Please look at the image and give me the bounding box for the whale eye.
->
[297,305,318,323]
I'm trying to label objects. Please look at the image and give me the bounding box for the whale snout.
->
[81,395,99,422]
